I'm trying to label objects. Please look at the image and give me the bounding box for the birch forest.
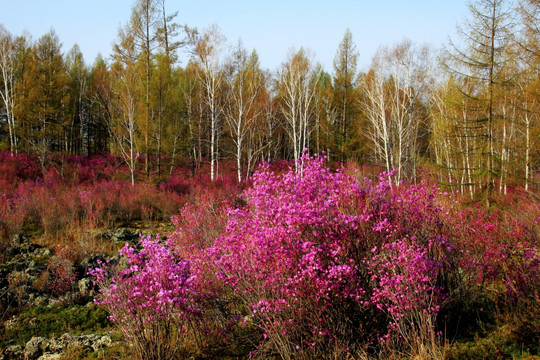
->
[0,0,538,202]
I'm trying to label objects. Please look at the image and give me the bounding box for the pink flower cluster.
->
[90,235,197,325]
[90,153,539,358]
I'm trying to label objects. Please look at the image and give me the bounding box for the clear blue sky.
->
[1,0,469,72]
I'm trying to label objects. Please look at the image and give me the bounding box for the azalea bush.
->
[92,153,539,359]
[89,235,200,360]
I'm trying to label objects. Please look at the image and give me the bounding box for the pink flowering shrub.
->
[366,237,446,357]
[190,155,453,358]
[89,153,538,358]
[208,156,363,356]
[446,207,540,300]
[89,235,199,360]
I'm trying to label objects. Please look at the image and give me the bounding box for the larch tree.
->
[66,44,88,154]
[430,76,484,197]
[86,55,113,155]
[152,52,174,178]
[18,29,69,155]
[516,0,539,191]
[312,69,335,156]
[153,0,181,177]
[116,0,161,177]
[332,28,360,161]
[12,33,33,153]
[443,0,516,206]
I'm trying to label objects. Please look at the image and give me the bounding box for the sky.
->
[1,0,470,72]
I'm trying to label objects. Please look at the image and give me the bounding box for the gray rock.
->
[76,334,99,350]
[2,344,23,359]
[57,333,92,351]
[92,335,112,352]
[18,333,114,360]
[29,295,50,307]
[77,278,94,297]
[58,333,75,347]
[24,337,48,360]
[112,228,135,242]
[36,354,61,360]
[47,333,77,353]
[11,234,28,247]
[46,337,63,354]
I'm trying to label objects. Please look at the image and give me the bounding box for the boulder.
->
[58,333,75,349]
[11,234,29,247]
[75,334,100,351]
[24,337,48,360]
[1,344,23,360]
[112,228,136,242]
[37,354,61,360]
[92,335,112,352]
[77,278,94,297]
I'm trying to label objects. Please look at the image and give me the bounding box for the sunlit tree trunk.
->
[278,48,317,173]
[0,26,17,155]
[190,25,225,181]
[224,44,264,182]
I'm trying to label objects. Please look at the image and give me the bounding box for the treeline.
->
[0,0,538,199]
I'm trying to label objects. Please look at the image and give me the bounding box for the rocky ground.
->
[2,333,113,360]
[0,229,143,359]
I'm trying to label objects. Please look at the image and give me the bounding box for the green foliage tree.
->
[65,44,89,155]
[332,29,360,161]
[17,29,69,154]
[443,0,516,206]
[86,54,113,155]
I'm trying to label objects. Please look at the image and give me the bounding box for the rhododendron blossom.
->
[89,235,199,360]
[90,153,539,359]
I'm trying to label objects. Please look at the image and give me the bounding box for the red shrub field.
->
[0,152,538,359]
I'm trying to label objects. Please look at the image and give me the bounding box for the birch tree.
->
[224,43,264,182]
[110,61,140,186]
[0,25,17,155]
[516,0,539,191]
[278,48,318,172]
[190,25,225,181]
[361,40,433,184]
